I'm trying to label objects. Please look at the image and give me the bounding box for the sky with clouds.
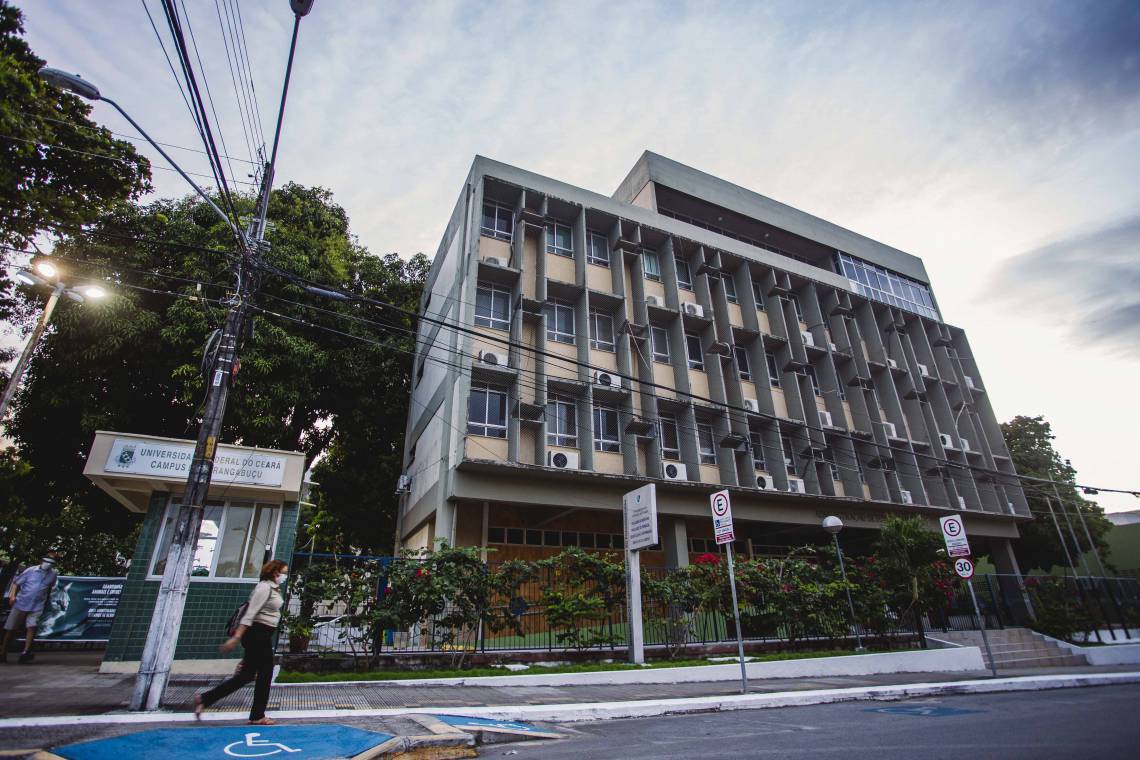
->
[19,0,1140,512]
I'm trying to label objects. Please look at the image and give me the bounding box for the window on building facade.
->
[723,274,738,303]
[686,333,704,371]
[642,250,661,281]
[481,202,513,241]
[781,434,797,475]
[822,449,841,481]
[735,345,751,380]
[837,252,938,320]
[789,293,804,323]
[475,282,511,331]
[751,279,765,309]
[468,384,507,438]
[750,430,766,470]
[544,299,576,344]
[801,365,822,396]
[659,414,680,460]
[766,350,781,388]
[589,309,615,351]
[151,500,280,580]
[545,221,573,257]
[593,405,620,452]
[587,232,610,267]
[698,423,717,464]
[675,258,693,290]
[651,326,670,363]
[546,395,577,447]
[856,458,867,484]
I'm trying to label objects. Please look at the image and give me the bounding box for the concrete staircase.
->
[929,627,1088,669]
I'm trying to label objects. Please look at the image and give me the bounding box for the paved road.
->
[503,684,1140,760]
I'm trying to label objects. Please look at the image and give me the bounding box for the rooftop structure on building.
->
[397,151,1030,569]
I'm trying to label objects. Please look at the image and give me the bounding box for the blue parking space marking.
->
[55,725,394,760]
[434,714,554,735]
[866,705,984,717]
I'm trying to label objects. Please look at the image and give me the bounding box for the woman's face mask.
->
[276,573,288,584]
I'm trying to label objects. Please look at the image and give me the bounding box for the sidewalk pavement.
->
[2,651,1139,723]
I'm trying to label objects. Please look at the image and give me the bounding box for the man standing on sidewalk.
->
[3,551,59,663]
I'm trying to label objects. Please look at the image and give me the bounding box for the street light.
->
[38,67,243,242]
[0,261,110,420]
[822,515,866,651]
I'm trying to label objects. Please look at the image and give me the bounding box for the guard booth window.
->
[150,499,281,580]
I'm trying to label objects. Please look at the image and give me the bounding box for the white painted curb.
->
[276,647,986,688]
[3,671,1138,729]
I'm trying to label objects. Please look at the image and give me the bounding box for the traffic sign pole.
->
[725,542,748,695]
[966,579,998,677]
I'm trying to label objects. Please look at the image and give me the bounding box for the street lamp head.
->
[821,515,843,535]
[33,260,59,280]
[38,67,101,100]
[13,269,46,288]
[80,284,107,300]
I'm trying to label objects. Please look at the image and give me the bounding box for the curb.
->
[2,672,1138,729]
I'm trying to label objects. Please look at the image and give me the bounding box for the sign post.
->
[710,489,748,694]
[623,484,658,665]
[941,519,998,677]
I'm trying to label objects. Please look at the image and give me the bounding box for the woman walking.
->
[194,559,288,724]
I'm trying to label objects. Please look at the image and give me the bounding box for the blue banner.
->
[36,576,124,641]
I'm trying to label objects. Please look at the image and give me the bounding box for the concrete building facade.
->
[398,152,1030,571]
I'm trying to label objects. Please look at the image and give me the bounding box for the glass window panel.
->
[526,529,542,546]
[215,503,253,578]
[651,326,670,362]
[191,505,223,577]
[241,504,278,578]
[579,532,596,549]
[488,527,506,543]
[612,534,624,549]
[544,530,560,546]
[506,528,524,545]
[561,531,578,547]
[642,251,661,280]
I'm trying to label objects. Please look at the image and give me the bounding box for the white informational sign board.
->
[954,557,975,579]
[710,489,735,545]
[623,483,658,551]
[105,437,286,487]
[939,515,971,558]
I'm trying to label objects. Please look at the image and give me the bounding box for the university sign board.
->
[709,489,734,545]
[622,483,658,551]
[939,515,971,558]
[105,437,286,488]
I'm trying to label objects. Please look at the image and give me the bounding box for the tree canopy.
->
[2,185,427,571]
[1001,415,1112,574]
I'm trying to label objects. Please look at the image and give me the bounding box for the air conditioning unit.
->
[593,371,620,388]
[828,342,838,352]
[756,474,774,490]
[787,478,806,494]
[682,302,704,318]
[900,489,914,504]
[646,294,664,308]
[957,496,967,509]
[479,350,508,366]
[395,474,412,494]
[886,358,898,369]
[882,421,898,438]
[484,256,505,267]
[743,398,759,413]
[963,375,976,390]
[801,331,815,347]
[818,410,834,427]
[663,462,688,481]
[547,450,579,470]
[939,433,955,448]
[960,437,971,452]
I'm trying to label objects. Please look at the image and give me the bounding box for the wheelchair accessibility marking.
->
[54,725,394,760]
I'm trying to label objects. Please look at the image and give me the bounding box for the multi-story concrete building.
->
[397,151,1030,574]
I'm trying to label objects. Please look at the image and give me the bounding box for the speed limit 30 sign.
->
[954,557,975,580]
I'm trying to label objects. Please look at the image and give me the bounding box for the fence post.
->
[984,574,1003,629]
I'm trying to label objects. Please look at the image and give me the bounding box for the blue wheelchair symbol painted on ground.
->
[54,725,394,760]
[434,714,548,733]
[866,704,983,717]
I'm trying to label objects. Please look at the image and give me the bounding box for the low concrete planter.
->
[279,646,986,688]
[1049,639,1140,666]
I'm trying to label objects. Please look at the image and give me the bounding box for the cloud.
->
[992,215,1140,358]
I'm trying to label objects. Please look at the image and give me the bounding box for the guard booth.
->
[83,431,307,674]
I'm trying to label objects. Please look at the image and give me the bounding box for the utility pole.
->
[130,0,315,711]
[0,282,63,421]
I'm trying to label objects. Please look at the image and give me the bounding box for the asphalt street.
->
[500,684,1140,760]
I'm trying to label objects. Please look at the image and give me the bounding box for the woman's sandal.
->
[193,695,204,721]
[249,717,275,725]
